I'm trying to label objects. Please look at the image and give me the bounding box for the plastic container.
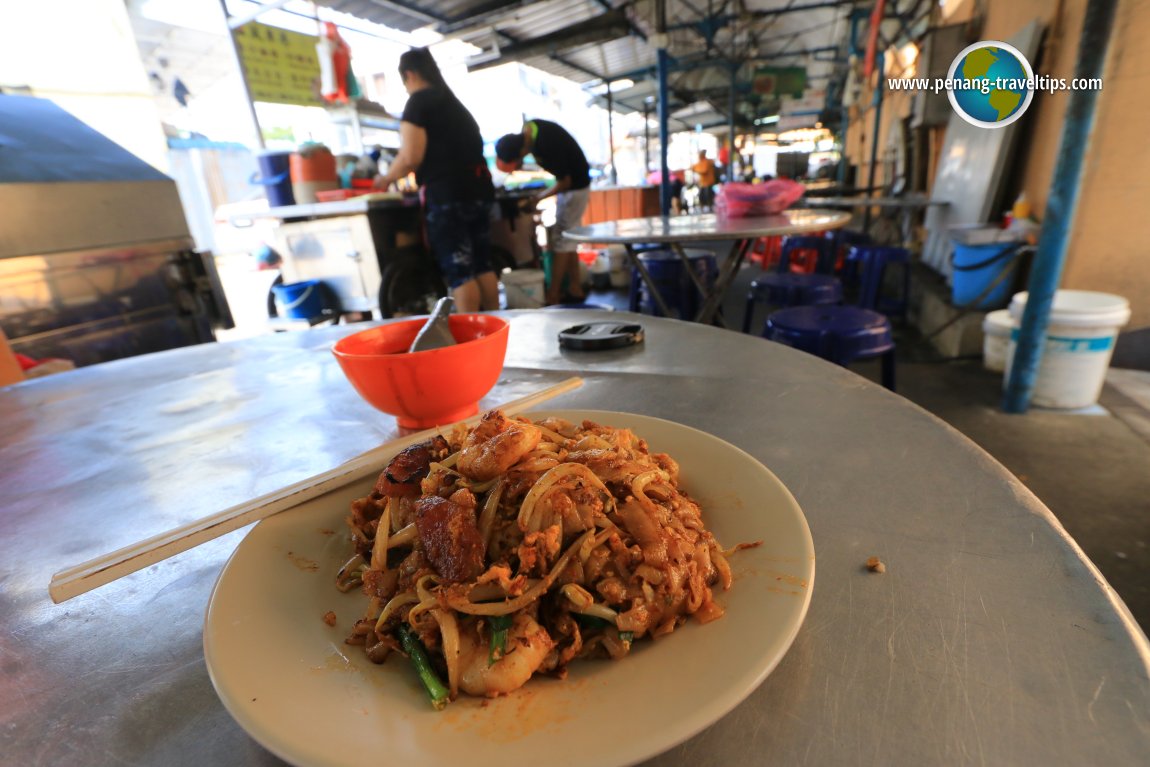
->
[588,250,611,290]
[606,245,630,289]
[1005,290,1131,408]
[577,246,601,268]
[951,240,1021,309]
[501,268,546,309]
[331,315,509,429]
[271,280,327,320]
[982,309,1013,373]
[290,145,339,204]
[252,151,294,208]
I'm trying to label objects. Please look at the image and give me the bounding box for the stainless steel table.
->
[3,310,1149,766]
[566,210,849,327]
[798,194,949,243]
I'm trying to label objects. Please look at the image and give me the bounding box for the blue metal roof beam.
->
[604,44,843,85]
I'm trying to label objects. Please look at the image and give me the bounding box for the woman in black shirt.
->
[375,48,497,312]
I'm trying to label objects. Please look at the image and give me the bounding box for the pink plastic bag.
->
[715,179,805,218]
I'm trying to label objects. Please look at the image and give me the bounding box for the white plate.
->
[204,410,815,767]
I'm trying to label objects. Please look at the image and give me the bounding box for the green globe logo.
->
[947,41,1034,128]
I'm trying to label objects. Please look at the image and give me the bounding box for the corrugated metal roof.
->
[477,0,604,41]
[313,0,431,33]
[307,1,850,76]
[305,0,855,122]
[531,34,655,82]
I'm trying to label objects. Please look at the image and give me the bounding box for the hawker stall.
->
[258,187,538,319]
[0,97,230,368]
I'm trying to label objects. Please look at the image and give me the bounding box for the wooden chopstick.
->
[48,376,584,604]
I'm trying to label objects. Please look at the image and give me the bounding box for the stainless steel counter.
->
[259,188,536,222]
[262,194,419,221]
[2,310,1148,766]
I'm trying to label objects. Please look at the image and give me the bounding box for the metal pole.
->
[837,105,849,185]
[838,11,864,186]
[607,82,617,185]
[728,64,737,182]
[658,48,672,214]
[1004,0,1119,413]
[863,52,884,230]
[644,101,652,173]
[220,0,266,149]
[656,0,671,215]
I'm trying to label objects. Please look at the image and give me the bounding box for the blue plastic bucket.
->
[630,249,717,319]
[252,151,294,208]
[951,242,1019,309]
[271,280,326,319]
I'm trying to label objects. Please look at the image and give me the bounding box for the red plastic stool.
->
[780,234,833,274]
[749,236,783,269]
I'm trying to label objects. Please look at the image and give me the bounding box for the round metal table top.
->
[565,209,850,244]
[801,194,949,208]
[2,310,1148,767]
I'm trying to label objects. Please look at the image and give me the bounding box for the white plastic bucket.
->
[1005,290,1131,408]
[606,245,630,289]
[982,309,1013,373]
[501,268,545,309]
[589,250,611,275]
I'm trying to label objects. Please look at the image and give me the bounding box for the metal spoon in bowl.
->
[408,296,457,353]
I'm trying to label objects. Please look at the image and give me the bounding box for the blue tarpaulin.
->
[0,96,170,184]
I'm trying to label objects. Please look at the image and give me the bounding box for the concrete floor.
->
[588,254,1150,635]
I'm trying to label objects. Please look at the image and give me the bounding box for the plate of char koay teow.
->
[205,409,814,767]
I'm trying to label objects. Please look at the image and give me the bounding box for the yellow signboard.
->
[234,22,323,107]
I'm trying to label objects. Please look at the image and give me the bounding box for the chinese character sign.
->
[234,22,323,107]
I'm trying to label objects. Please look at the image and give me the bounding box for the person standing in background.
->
[374,48,497,312]
[691,150,717,211]
[495,120,590,305]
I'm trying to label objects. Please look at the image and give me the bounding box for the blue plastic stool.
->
[742,273,843,334]
[631,242,664,253]
[828,228,872,249]
[780,235,835,274]
[628,249,717,320]
[765,305,896,390]
[826,229,872,284]
[849,246,911,319]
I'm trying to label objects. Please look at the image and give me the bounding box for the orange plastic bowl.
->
[331,314,509,429]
